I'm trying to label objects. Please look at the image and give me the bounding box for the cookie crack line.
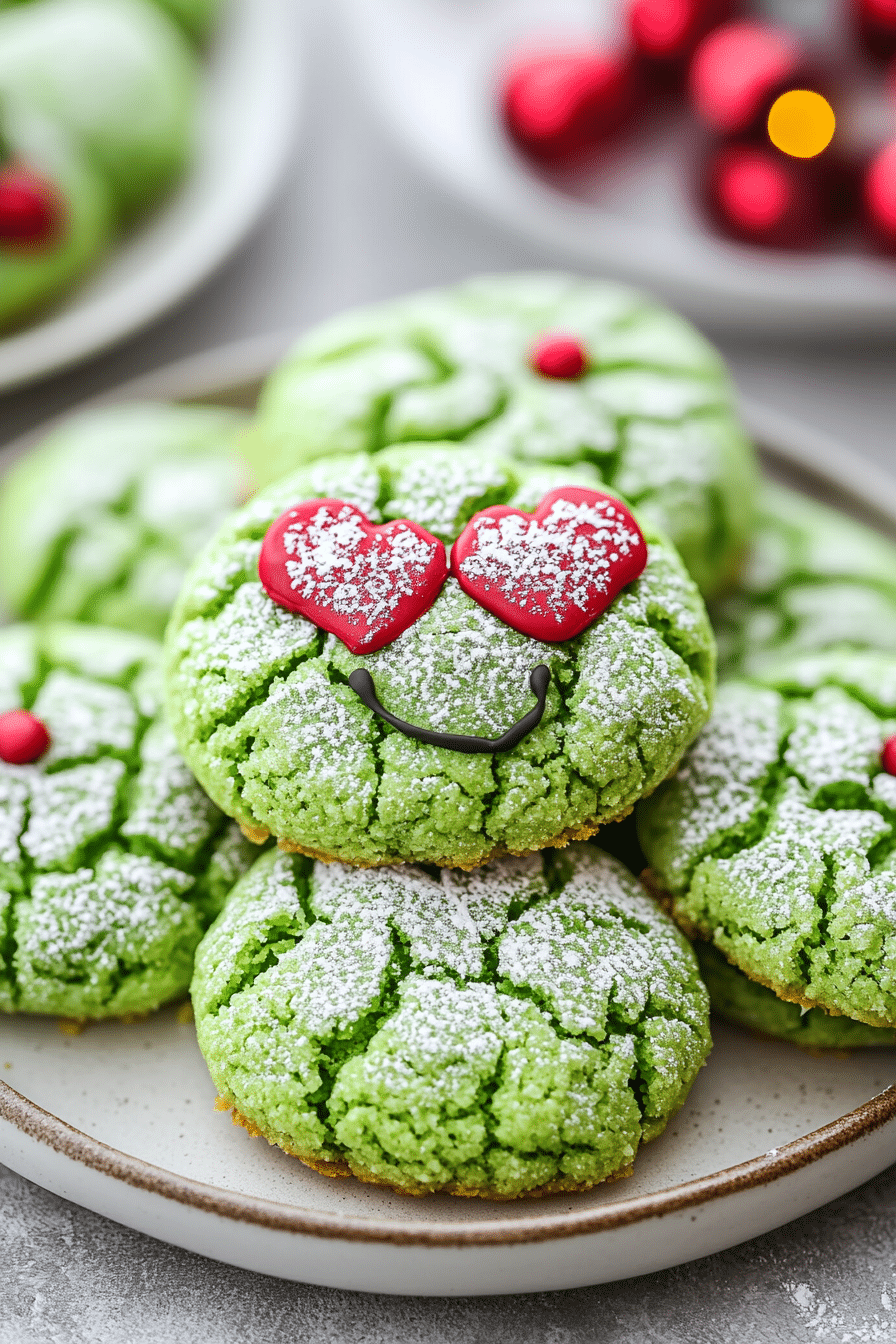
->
[347,665,551,755]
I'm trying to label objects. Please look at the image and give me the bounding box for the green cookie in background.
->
[0,100,111,331]
[245,273,758,601]
[0,402,250,639]
[0,0,199,216]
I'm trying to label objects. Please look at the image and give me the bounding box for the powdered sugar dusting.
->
[0,623,255,1017]
[193,842,710,1196]
[643,659,896,1024]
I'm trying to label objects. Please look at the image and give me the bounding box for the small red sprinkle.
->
[864,141,896,250]
[0,166,62,247]
[531,333,588,379]
[0,710,51,765]
[502,47,636,161]
[689,22,803,136]
[882,734,896,775]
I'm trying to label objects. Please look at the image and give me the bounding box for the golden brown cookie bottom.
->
[216,1100,635,1201]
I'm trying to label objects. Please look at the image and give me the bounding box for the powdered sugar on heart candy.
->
[258,499,448,654]
[451,487,647,642]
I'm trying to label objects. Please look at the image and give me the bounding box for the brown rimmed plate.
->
[0,340,894,1295]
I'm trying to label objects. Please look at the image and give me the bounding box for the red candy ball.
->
[627,0,731,70]
[689,22,804,137]
[531,333,588,379]
[502,46,636,161]
[704,145,824,248]
[863,140,896,249]
[882,734,896,775]
[0,710,50,765]
[0,166,62,247]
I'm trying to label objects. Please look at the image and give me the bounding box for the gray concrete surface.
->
[1,3,895,1338]
[2,1158,896,1343]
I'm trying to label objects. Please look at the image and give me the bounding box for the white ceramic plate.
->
[0,0,300,393]
[339,0,896,335]
[0,339,895,1296]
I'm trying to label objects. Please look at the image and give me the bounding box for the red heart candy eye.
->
[258,499,448,654]
[451,487,648,642]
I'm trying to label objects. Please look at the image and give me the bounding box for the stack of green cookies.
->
[0,0,222,331]
[5,272,895,1201]
[162,274,755,1197]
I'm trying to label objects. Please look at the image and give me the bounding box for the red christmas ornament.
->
[258,499,448,655]
[0,166,62,246]
[0,710,50,765]
[689,22,805,136]
[531,332,588,379]
[882,733,896,774]
[854,0,896,61]
[451,487,648,643]
[627,0,732,70]
[703,144,825,248]
[502,46,636,161]
[863,140,896,249]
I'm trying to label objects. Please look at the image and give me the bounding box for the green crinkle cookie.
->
[0,0,198,217]
[696,943,896,1050]
[712,481,896,677]
[0,0,219,39]
[0,622,258,1019]
[164,448,716,868]
[638,649,896,1028]
[0,402,249,638]
[246,274,757,599]
[191,842,711,1199]
[0,102,111,332]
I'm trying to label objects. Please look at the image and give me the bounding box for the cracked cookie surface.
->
[164,449,715,869]
[192,842,711,1199]
[638,650,896,1029]
[0,622,257,1019]
[246,273,757,599]
[712,481,896,677]
[0,402,249,640]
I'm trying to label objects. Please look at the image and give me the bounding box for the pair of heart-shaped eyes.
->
[258,486,648,655]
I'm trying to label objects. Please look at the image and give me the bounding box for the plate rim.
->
[2,330,896,1248]
[2,1078,896,1247]
[0,0,300,393]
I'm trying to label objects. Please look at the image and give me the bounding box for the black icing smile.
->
[347,665,551,755]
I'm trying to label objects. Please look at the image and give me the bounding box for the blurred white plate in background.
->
[0,0,300,392]
[339,0,896,335]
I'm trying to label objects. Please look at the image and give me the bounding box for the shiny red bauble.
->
[854,0,896,61]
[531,333,588,379]
[0,166,61,246]
[689,22,805,136]
[703,144,826,248]
[502,46,637,160]
[864,140,896,249]
[0,710,51,764]
[627,0,732,70]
